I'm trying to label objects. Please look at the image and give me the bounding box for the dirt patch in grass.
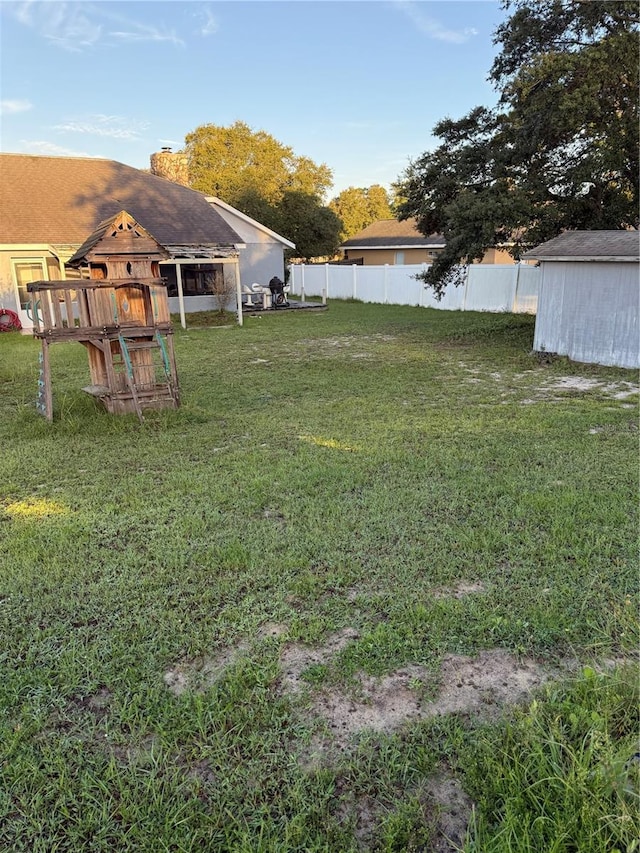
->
[334,790,381,848]
[74,686,113,719]
[166,630,550,734]
[332,767,472,852]
[279,628,360,695]
[429,650,547,719]
[312,665,427,743]
[280,633,554,760]
[426,770,474,853]
[296,647,544,850]
[164,623,289,696]
[160,632,633,850]
[433,581,485,599]
[455,361,639,405]
[294,334,399,362]
[164,646,247,696]
[551,377,638,397]
[522,375,639,404]
[309,649,549,750]
[257,621,290,640]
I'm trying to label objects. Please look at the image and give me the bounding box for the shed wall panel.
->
[533,261,639,368]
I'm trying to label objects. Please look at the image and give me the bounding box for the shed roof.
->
[341,219,445,250]
[522,230,639,262]
[0,153,243,249]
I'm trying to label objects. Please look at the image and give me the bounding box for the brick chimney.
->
[150,147,190,187]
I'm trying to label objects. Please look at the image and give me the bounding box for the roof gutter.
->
[344,243,446,250]
[525,255,639,262]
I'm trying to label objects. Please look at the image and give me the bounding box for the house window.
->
[63,265,91,281]
[12,259,47,309]
[162,263,224,297]
[394,251,405,265]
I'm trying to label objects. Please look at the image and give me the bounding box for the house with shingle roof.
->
[522,230,640,368]
[340,218,516,266]
[0,153,294,329]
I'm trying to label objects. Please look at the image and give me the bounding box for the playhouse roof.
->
[68,210,170,266]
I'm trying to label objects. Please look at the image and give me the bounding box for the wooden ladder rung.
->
[121,339,160,350]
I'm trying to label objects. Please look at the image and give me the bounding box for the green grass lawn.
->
[1,302,638,852]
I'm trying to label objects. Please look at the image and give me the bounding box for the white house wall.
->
[0,253,19,312]
[0,249,54,313]
[533,261,640,368]
[240,242,286,288]
[0,248,64,330]
[167,294,231,314]
[211,206,287,287]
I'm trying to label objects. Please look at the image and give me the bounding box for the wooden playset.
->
[27,210,180,422]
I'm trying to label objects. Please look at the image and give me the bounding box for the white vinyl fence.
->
[289,263,540,313]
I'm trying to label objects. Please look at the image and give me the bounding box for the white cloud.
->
[7,1,184,51]
[0,99,33,116]
[12,1,36,27]
[7,1,102,51]
[54,114,150,140]
[19,140,97,157]
[108,24,184,47]
[394,1,478,44]
[199,8,218,36]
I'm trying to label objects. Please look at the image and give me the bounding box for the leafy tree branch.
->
[396,0,639,298]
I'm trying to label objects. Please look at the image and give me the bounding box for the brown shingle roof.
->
[0,154,242,247]
[522,230,639,261]
[341,218,445,249]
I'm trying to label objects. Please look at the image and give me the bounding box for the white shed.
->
[523,231,640,369]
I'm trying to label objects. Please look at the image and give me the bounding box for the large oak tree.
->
[184,120,333,207]
[183,121,341,260]
[396,0,639,296]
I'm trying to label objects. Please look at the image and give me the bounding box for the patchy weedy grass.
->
[1,302,638,851]
[462,664,639,853]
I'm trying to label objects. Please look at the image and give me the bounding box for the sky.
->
[0,0,506,200]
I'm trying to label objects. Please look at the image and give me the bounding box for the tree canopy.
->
[184,121,333,207]
[396,0,639,296]
[274,191,343,262]
[329,185,393,241]
[182,121,340,260]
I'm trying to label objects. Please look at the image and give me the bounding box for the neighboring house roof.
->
[0,154,243,250]
[341,219,445,250]
[205,196,296,250]
[522,230,640,262]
